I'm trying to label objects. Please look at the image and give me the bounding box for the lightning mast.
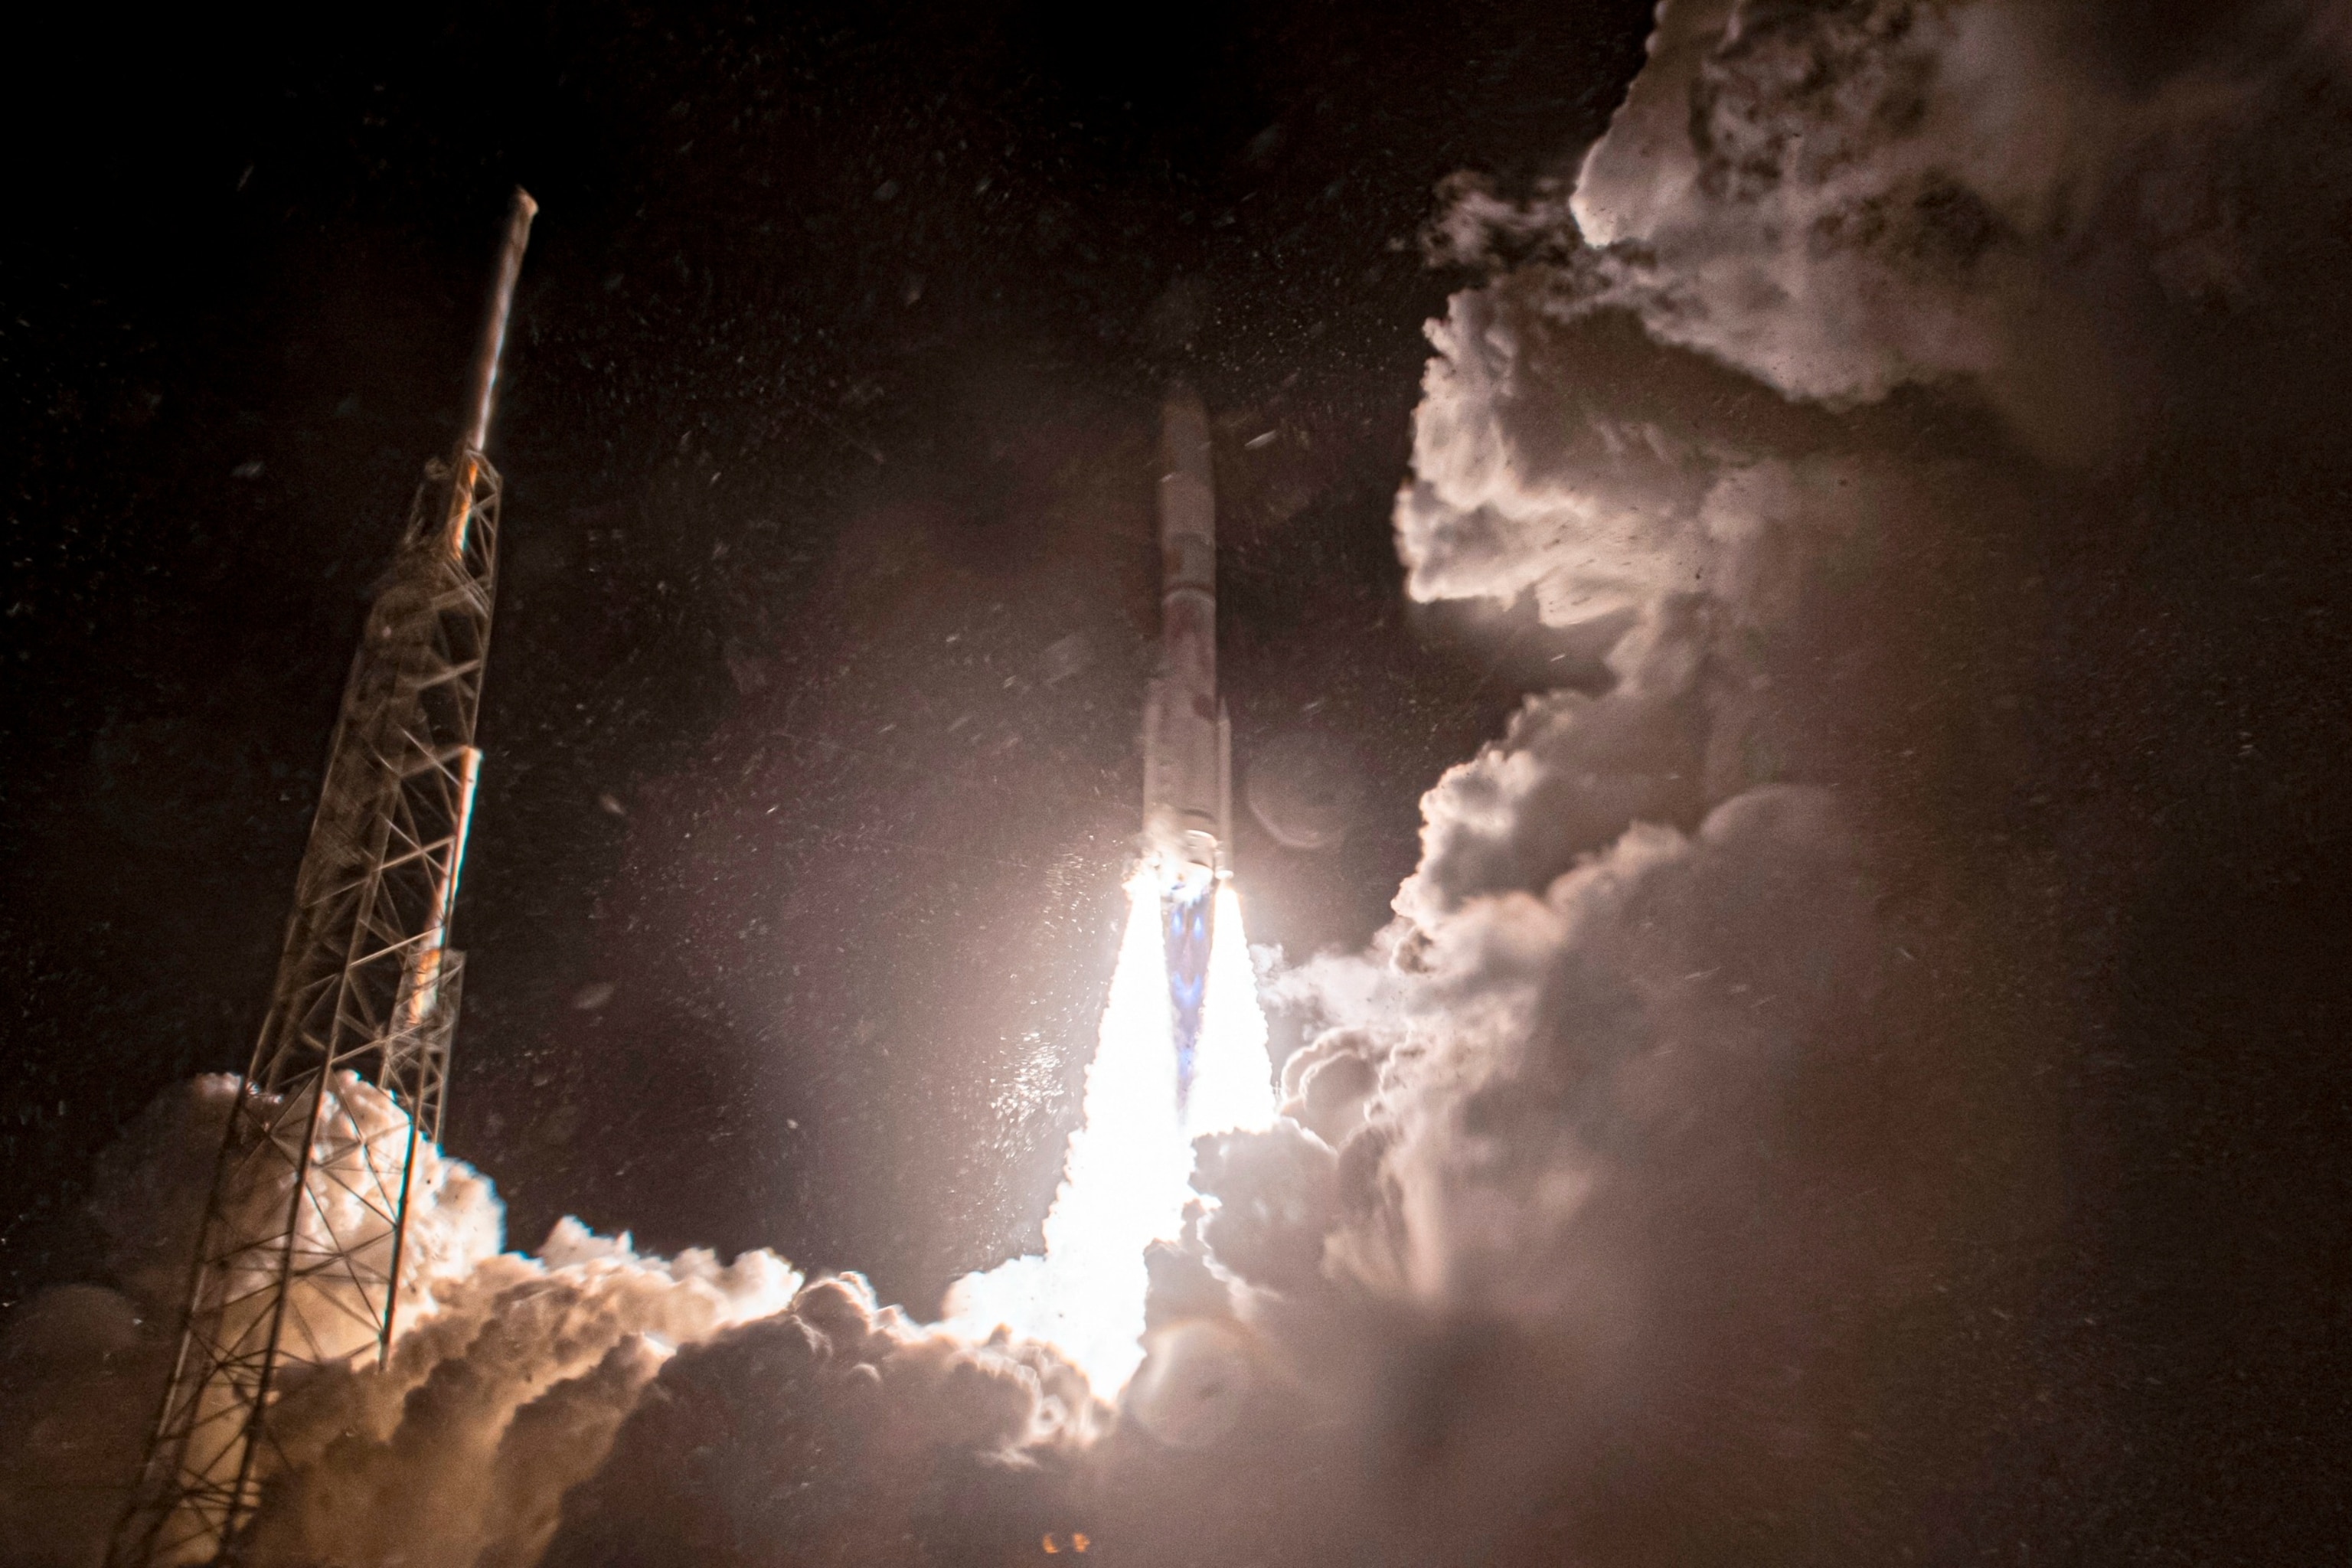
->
[108,188,538,1568]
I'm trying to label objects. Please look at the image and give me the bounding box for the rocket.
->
[1142,386,1230,1096]
[1142,385,1230,877]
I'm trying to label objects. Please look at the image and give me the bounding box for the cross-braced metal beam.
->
[107,188,535,1568]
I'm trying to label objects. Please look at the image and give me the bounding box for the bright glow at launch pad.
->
[942,859,1274,1395]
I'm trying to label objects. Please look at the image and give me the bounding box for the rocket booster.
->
[1142,386,1231,884]
[1144,387,1229,1099]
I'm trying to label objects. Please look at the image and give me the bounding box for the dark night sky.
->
[0,2,1651,1313]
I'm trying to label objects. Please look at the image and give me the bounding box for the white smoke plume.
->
[8,3,2350,1563]
[2,1073,501,1568]
[240,1214,802,1568]
[1563,0,2344,459]
[0,1076,808,1568]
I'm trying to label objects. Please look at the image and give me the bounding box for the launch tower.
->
[106,189,537,1567]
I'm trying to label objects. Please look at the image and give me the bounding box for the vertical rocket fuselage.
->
[1143,387,1230,882]
[1145,388,1227,1102]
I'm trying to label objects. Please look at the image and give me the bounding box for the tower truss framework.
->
[107,189,536,1568]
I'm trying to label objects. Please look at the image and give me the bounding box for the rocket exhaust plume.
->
[946,390,1272,1395]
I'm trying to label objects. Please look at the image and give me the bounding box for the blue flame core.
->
[1161,879,1214,1106]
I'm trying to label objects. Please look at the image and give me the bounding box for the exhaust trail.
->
[943,867,1187,1393]
[943,861,1272,1396]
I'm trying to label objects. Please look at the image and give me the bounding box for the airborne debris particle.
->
[1039,632,1093,685]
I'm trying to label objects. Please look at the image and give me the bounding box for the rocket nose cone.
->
[1161,384,1212,475]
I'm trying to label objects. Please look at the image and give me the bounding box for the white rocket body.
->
[1142,387,1230,885]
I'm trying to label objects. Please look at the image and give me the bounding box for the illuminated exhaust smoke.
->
[944,860,1272,1395]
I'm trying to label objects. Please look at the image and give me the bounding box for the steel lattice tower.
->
[107,190,537,1568]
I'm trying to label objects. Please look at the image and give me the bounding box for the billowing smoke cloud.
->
[10,3,2349,1563]
[3,1075,497,1568]
[1547,0,2336,460]
[240,1212,802,1568]
[1,1077,1091,1568]
[537,1277,1097,1567]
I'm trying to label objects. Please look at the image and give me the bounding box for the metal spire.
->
[106,188,537,1568]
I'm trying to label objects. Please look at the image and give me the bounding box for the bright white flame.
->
[1185,882,1277,1140]
[942,861,1273,1395]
